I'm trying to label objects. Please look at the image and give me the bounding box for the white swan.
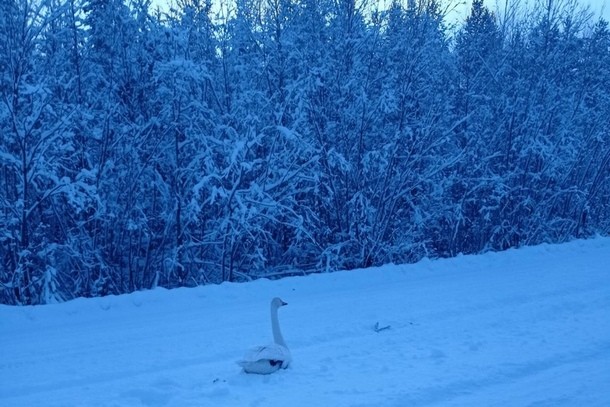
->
[237,297,292,374]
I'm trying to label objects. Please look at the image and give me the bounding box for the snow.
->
[1,238,610,407]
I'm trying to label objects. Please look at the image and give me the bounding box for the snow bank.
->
[1,238,609,406]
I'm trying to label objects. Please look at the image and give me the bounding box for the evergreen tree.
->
[451,0,505,254]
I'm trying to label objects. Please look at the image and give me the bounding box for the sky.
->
[474,0,610,23]
[151,0,610,24]
[587,0,609,18]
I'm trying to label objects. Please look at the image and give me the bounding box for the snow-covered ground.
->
[2,238,609,407]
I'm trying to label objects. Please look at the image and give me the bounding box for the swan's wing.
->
[241,343,291,363]
[237,344,291,374]
[237,358,283,374]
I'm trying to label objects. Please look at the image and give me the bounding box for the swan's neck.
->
[271,305,287,348]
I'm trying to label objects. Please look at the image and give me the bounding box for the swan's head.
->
[271,297,287,308]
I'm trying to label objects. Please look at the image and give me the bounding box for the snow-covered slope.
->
[2,238,609,407]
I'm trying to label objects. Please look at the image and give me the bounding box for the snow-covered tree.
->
[2,0,609,304]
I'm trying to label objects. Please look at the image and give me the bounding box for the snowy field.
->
[1,238,610,407]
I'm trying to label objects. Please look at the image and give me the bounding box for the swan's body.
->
[238,297,291,374]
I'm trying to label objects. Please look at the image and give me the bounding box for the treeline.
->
[1,0,609,304]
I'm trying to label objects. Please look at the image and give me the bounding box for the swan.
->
[237,297,292,374]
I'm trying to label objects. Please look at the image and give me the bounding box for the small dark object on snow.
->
[374,322,391,333]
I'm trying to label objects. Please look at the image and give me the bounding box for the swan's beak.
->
[281,300,288,306]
